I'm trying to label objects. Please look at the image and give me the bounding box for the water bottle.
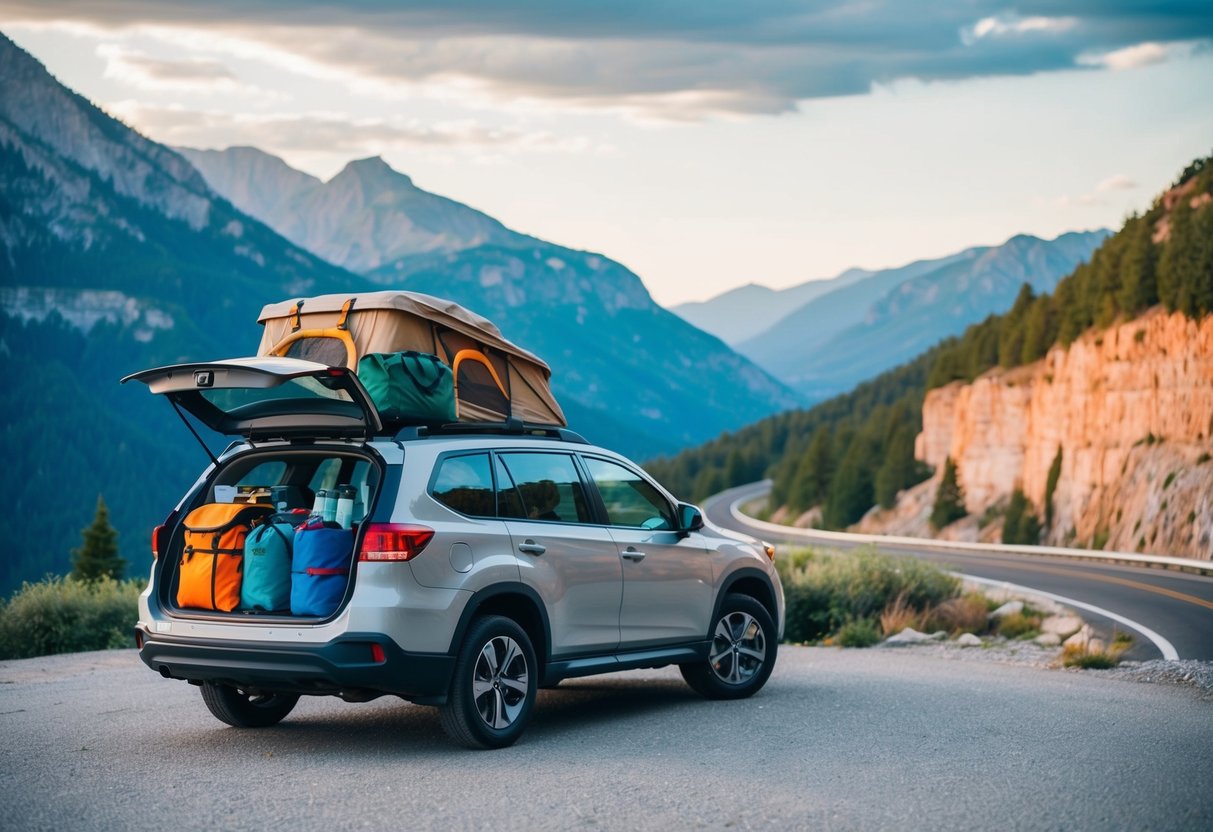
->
[321,490,338,523]
[335,485,356,529]
[311,489,328,520]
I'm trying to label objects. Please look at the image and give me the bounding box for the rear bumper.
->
[137,629,455,704]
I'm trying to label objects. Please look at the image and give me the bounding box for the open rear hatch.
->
[122,356,383,443]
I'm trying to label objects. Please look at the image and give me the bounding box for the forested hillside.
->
[647,154,1213,530]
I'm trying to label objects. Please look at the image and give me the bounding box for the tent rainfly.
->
[257,291,566,426]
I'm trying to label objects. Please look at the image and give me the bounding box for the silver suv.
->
[125,357,784,748]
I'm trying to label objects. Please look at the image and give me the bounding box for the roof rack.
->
[393,418,588,444]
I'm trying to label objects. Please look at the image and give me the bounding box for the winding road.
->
[704,482,1213,661]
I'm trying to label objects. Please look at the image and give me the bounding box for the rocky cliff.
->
[906,308,1213,557]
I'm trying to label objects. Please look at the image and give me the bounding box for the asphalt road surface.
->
[2,648,1211,831]
[705,483,1213,662]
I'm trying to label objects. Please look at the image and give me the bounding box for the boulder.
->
[990,600,1024,619]
[1034,633,1062,647]
[1063,625,1093,649]
[884,628,935,645]
[1041,614,1083,638]
[956,633,982,647]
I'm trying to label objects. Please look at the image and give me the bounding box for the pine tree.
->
[72,496,126,581]
[929,456,966,530]
[874,424,922,509]
[1116,215,1159,313]
[1043,447,1064,530]
[1003,489,1042,545]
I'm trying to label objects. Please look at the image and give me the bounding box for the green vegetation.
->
[1003,489,1042,545]
[929,456,967,530]
[647,154,1213,533]
[1044,447,1063,530]
[71,496,126,582]
[0,576,141,659]
[777,547,959,644]
[835,618,882,648]
[995,610,1042,640]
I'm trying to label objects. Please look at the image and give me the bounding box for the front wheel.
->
[439,615,538,749]
[200,682,299,728]
[681,594,777,700]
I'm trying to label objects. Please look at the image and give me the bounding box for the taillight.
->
[359,523,434,562]
[151,511,177,559]
[370,643,385,663]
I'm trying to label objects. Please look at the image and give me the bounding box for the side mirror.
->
[677,502,705,533]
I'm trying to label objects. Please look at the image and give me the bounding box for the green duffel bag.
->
[357,351,457,424]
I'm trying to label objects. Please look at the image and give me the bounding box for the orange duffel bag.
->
[177,503,273,611]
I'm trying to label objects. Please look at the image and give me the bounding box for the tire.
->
[200,682,299,728]
[439,615,538,749]
[681,593,777,700]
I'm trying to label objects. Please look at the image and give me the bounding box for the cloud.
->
[962,13,1078,45]
[5,1,1213,118]
[1054,172,1139,208]
[1096,174,1137,192]
[108,102,605,158]
[96,44,269,96]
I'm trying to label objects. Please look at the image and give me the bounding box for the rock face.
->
[914,308,1213,557]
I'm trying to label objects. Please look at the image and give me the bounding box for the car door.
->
[580,455,714,649]
[497,451,622,656]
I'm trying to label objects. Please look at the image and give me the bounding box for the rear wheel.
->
[200,682,299,728]
[440,615,537,749]
[681,593,776,700]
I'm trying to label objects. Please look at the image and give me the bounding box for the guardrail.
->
[721,481,1213,577]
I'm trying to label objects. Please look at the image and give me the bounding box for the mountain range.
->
[0,34,796,593]
[681,231,1109,402]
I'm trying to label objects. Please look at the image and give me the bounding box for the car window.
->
[432,454,495,517]
[494,455,526,519]
[583,457,675,530]
[235,460,285,487]
[498,453,592,524]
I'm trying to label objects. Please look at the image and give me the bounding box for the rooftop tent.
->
[256,291,566,426]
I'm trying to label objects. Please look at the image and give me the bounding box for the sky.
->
[3,2,1212,306]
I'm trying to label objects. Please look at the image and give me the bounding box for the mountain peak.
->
[334,156,414,189]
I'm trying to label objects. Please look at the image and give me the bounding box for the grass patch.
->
[995,611,1042,639]
[0,576,142,659]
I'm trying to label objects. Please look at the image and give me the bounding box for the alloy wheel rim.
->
[472,635,529,729]
[709,611,766,685]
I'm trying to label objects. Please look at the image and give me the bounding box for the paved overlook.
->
[2,649,1211,831]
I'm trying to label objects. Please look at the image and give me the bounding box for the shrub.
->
[781,547,959,643]
[835,618,881,648]
[0,576,141,659]
[924,593,990,634]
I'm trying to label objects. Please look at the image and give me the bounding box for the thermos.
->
[335,485,356,529]
[321,490,338,523]
[312,489,328,519]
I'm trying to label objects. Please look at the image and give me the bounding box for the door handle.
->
[518,540,546,556]
[621,547,646,562]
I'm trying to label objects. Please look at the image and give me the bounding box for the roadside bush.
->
[781,546,960,643]
[0,576,141,659]
[835,618,881,648]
